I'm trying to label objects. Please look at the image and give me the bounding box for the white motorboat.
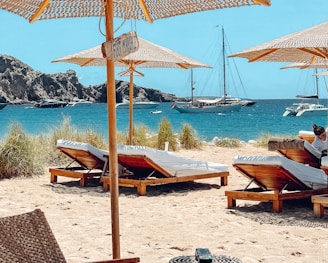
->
[67,98,93,107]
[283,70,328,117]
[34,99,67,108]
[283,102,328,117]
[116,99,159,109]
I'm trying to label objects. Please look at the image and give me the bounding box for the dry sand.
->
[1,143,328,263]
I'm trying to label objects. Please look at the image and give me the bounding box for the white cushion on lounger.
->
[56,140,228,176]
[117,145,228,173]
[233,155,328,189]
[56,139,108,162]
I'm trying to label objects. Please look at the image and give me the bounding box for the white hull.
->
[283,102,328,117]
[296,108,328,117]
[173,102,242,113]
[116,101,160,109]
[67,99,92,107]
[35,99,67,108]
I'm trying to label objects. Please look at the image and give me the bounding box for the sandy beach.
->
[1,143,328,263]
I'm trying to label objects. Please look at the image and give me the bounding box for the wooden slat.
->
[233,163,309,191]
[58,147,104,169]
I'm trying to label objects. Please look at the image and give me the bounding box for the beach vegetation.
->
[157,118,177,151]
[46,116,107,166]
[117,125,158,147]
[213,137,241,147]
[179,124,202,149]
[0,123,43,179]
[1,117,284,179]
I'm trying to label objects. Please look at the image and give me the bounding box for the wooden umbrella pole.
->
[105,0,120,259]
[129,68,134,145]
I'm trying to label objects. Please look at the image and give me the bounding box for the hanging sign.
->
[102,31,139,61]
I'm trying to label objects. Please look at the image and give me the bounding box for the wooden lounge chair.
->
[225,155,328,212]
[101,145,229,196]
[49,139,107,186]
[0,209,140,263]
[268,137,322,168]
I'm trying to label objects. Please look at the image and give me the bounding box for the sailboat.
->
[283,69,328,117]
[173,26,250,114]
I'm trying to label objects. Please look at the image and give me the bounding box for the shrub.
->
[213,137,241,148]
[179,124,201,149]
[157,118,177,151]
[46,116,107,166]
[0,123,37,178]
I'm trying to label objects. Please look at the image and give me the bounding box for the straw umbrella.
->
[52,36,211,145]
[229,20,328,64]
[280,59,328,70]
[0,0,271,259]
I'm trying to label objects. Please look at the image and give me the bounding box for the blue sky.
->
[1,0,328,99]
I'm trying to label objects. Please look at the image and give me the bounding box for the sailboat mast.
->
[191,68,194,104]
[315,68,319,105]
[222,26,227,99]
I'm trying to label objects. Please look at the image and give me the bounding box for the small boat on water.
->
[283,70,328,117]
[0,103,7,110]
[67,98,93,107]
[116,99,159,109]
[150,110,162,114]
[34,99,67,108]
[283,102,328,117]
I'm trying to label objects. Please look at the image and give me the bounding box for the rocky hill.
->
[0,55,177,104]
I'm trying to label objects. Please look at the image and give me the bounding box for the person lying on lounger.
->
[312,124,328,156]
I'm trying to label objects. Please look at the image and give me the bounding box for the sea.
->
[1,99,328,142]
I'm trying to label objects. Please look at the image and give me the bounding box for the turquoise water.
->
[1,100,328,142]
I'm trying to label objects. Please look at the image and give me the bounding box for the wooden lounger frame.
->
[49,167,103,187]
[49,147,104,186]
[226,188,328,213]
[101,154,229,196]
[225,163,328,212]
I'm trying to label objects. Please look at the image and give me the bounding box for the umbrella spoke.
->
[249,48,278,62]
[137,0,152,23]
[30,0,50,23]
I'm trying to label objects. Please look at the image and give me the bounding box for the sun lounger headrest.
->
[56,139,108,162]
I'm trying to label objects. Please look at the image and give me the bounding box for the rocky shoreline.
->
[0,54,177,105]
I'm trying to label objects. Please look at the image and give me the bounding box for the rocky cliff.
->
[0,55,177,104]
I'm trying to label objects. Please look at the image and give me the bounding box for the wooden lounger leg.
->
[50,173,57,184]
[137,184,147,196]
[313,203,324,218]
[272,200,283,213]
[272,190,283,213]
[80,177,86,187]
[227,196,236,208]
[220,175,228,186]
